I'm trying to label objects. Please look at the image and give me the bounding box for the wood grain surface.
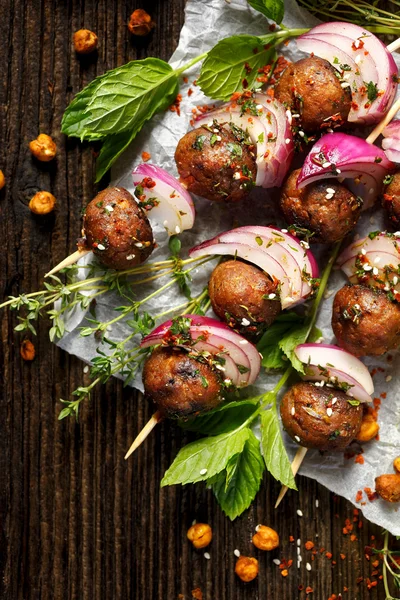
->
[0,1,398,598]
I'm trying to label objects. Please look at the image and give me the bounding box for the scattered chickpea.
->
[356,414,379,443]
[29,191,56,215]
[375,474,400,503]
[29,134,57,162]
[252,525,279,551]
[128,9,155,36]
[20,339,35,361]
[187,523,212,549]
[394,457,400,474]
[235,556,259,583]
[73,29,98,54]
[0,170,5,190]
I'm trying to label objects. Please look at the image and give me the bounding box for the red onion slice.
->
[297,23,398,124]
[195,95,293,188]
[301,365,373,404]
[298,133,394,209]
[132,163,195,235]
[295,343,373,393]
[141,315,261,388]
[382,119,400,163]
[337,233,400,266]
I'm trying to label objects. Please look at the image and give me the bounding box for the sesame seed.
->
[200,468,208,475]
[298,130,305,138]
[322,161,331,168]
[369,187,374,194]
[373,267,379,275]
[256,104,263,110]
[291,407,295,416]
[97,243,106,251]
[224,378,231,384]
[297,539,301,546]
[126,254,135,260]
[255,524,261,532]
[233,172,241,180]
[327,407,333,417]
[234,549,241,557]
[297,509,303,517]
[105,204,114,212]
[292,113,300,118]
[297,547,301,555]
[327,127,333,133]
[306,562,312,571]
[316,499,319,508]
[239,339,248,345]
[384,286,390,291]
[241,318,250,326]
[394,276,399,285]
[361,248,366,255]
[163,220,168,227]
[204,552,211,560]
[215,364,225,372]
[213,128,219,133]
[273,558,281,566]
[374,257,381,263]
[363,264,372,271]
[268,293,276,299]
[83,365,89,374]
[325,193,334,200]
[341,81,351,88]
[192,519,197,526]
[386,375,392,382]
[135,242,143,248]
[294,435,301,443]
[394,231,400,237]
[281,229,288,233]
[175,225,181,234]
[216,135,222,141]
[336,168,341,174]
[332,397,338,405]
[326,187,335,194]
[298,554,302,562]
[207,121,213,127]
[285,138,291,144]
[355,54,361,64]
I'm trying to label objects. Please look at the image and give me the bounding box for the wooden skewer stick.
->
[275,446,308,509]
[124,410,163,459]
[366,95,400,145]
[45,248,91,278]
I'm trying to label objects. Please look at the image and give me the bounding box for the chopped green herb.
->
[192,134,207,150]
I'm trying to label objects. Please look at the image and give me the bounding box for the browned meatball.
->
[280,169,362,243]
[208,260,281,337]
[274,56,352,133]
[83,187,154,269]
[382,171,400,229]
[174,123,257,203]
[143,347,222,419]
[332,284,400,356]
[280,381,363,451]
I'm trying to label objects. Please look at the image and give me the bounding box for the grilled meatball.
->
[280,381,363,451]
[208,260,281,338]
[332,284,400,356]
[382,172,400,229]
[280,169,362,243]
[274,56,352,133]
[83,186,154,269]
[174,123,257,203]
[143,347,222,419]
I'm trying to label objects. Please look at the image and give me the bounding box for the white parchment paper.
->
[57,0,400,533]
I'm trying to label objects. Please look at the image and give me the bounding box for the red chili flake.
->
[355,455,365,465]
[350,534,357,542]
[326,552,333,560]
[355,490,363,503]
[352,39,365,50]
[351,101,359,111]
[289,535,295,542]
[305,587,313,594]
[364,487,378,502]
[188,88,193,97]
[356,577,364,584]
[332,560,337,566]
[358,520,363,529]
[242,78,249,89]
[343,586,349,592]
[141,151,151,162]
[372,560,379,568]
[183,76,188,84]
[244,62,252,74]
[371,570,379,577]
[366,578,378,589]
[193,79,198,86]
[340,553,346,560]
[142,177,156,189]
[305,541,314,550]
[380,392,387,399]
[269,23,276,31]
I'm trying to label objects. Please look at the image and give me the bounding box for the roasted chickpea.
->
[29,191,56,215]
[0,170,5,190]
[73,29,98,54]
[187,523,212,549]
[235,556,259,582]
[375,474,400,503]
[393,457,400,474]
[29,134,57,162]
[20,339,35,361]
[128,9,155,36]
[252,525,279,551]
[356,414,380,443]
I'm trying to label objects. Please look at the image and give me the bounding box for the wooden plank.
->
[0,1,396,598]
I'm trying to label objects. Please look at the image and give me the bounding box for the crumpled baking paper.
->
[57,0,400,533]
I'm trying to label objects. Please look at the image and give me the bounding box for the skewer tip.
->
[45,248,91,278]
[124,411,162,459]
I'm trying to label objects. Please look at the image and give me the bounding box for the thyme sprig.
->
[375,531,400,598]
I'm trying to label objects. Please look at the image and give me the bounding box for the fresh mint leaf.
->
[61,73,109,140]
[198,35,276,101]
[260,407,297,490]
[180,399,258,436]
[95,128,138,182]
[257,312,303,370]
[161,427,250,486]
[247,0,284,24]
[278,324,309,373]
[83,58,179,135]
[212,430,265,520]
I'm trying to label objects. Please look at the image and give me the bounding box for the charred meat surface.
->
[274,56,352,133]
[280,381,363,451]
[143,347,223,419]
[84,186,154,269]
[332,284,400,356]
[280,169,362,243]
[208,260,281,337]
[174,123,257,203]
[382,172,400,229]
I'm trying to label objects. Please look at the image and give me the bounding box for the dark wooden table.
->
[0,1,398,598]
